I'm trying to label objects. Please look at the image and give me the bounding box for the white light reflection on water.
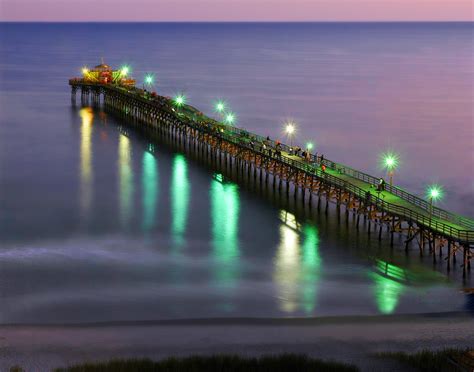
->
[118,134,134,228]
[273,210,321,314]
[79,107,93,222]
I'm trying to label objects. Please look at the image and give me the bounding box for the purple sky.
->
[1,0,472,21]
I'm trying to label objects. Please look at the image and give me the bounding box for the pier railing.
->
[211,128,474,243]
[214,124,474,232]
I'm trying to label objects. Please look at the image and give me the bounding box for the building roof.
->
[93,63,112,71]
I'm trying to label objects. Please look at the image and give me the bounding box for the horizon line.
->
[1,20,473,23]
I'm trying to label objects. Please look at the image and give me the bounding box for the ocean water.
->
[0,22,472,323]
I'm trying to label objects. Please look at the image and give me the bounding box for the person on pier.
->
[377,178,386,192]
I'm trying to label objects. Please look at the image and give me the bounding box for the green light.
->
[215,173,224,183]
[215,100,226,113]
[301,224,321,314]
[225,112,236,125]
[371,272,404,314]
[302,225,320,268]
[211,180,240,288]
[120,65,130,76]
[144,74,154,86]
[171,154,190,249]
[427,185,443,201]
[382,152,399,171]
[142,151,158,232]
[174,94,186,107]
[306,142,314,150]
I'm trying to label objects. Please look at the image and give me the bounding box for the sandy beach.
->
[1,312,473,371]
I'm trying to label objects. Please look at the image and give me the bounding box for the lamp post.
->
[427,185,443,227]
[120,65,130,76]
[382,152,399,187]
[215,100,226,114]
[224,112,236,125]
[174,94,186,108]
[214,100,227,124]
[285,122,296,147]
[143,74,154,90]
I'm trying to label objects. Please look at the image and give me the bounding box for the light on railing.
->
[426,184,443,226]
[225,112,236,125]
[120,65,130,76]
[214,100,226,113]
[144,73,154,87]
[174,94,186,107]
[284,121,296,146]
[427,185,443,202]
[381,151,399,187]
[383,155,397,170]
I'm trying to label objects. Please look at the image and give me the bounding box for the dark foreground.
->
[52,355,357,372]
[9,350,474,372]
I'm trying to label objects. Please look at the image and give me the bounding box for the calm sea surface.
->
[0,23,473,323]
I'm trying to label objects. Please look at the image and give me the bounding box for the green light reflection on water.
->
[274,211,322,314]
[371,271,405,314]
[171,154,190,248]
[301,224,321,313]
[118,134,134,228]
[142,151,158,232]
[210,179,240,288]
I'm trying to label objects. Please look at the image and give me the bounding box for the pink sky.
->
[1,0,472,21]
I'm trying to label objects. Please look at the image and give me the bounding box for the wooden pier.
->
[69,77,473,276]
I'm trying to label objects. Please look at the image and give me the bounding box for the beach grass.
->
[53,354,359,372]
[377,348,473,372]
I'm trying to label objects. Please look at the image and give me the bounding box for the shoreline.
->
[2,312,473,371]
[1,310,472,328]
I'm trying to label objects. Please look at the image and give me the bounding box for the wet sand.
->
[1,313,473,371]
